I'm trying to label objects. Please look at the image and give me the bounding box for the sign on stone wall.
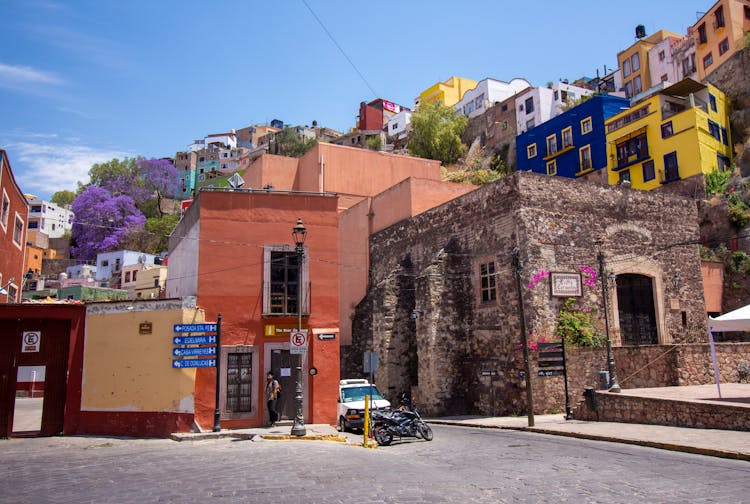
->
[550,272,582,297]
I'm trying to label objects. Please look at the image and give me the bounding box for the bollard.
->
[583,386,598,411]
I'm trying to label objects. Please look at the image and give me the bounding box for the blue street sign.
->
[172,358,216,369]
[173,323,217,333]
[173,335,216,345]
[173,346,216,357]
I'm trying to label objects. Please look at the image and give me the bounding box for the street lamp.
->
[597,250,621,393]
[291,218,307,436]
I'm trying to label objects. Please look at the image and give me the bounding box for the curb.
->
[170,432,347,443]
[525,427,750,461]
[428,421,750,461]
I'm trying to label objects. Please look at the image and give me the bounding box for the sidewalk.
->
[428,413,750,461]
[170,421,344,442]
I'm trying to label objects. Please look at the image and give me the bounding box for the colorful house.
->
[516,94,630,179]
[617,29,684,98]
[693,0,750,80]
[605,79,732,190]
[415,76,477,108]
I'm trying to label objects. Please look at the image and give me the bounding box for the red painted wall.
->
[191,190,340,428]
[358,102,384,130]
[0,304,85,437]
[0,151,29,302]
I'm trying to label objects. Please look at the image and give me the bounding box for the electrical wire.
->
[300,0,378,98]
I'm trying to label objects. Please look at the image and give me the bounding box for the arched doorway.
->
[616,274,658,345]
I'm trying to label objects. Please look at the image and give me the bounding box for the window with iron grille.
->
[226,353,252,413]
[269,251,299,314]
[480,262,497,303]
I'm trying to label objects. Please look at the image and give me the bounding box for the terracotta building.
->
[0,150,29,303]
[166,189,341,430]
[349,172,711,417]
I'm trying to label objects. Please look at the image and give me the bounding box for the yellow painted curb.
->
[260,434,347,442]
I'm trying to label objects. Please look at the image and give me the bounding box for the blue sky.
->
[1,0,711,200]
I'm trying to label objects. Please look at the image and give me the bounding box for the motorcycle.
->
[370,399,433,446]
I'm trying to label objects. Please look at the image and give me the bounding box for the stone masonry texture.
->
[345,172,750,417]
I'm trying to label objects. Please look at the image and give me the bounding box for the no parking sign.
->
[290,329,308,354]
[22,331,41,353]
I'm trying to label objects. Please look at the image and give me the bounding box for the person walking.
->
[265,372,281,426]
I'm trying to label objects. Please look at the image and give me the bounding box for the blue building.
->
[516,94,630,178]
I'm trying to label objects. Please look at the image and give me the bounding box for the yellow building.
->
[605,79,732,190]
[617,29,683,98]
[415,76,477,108]
[134,264,168,299]
[694,0,750,80]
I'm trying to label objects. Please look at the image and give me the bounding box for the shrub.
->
[555,298,606,348]
[705,169,731,196]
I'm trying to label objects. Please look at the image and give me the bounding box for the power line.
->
[300,0,378,99]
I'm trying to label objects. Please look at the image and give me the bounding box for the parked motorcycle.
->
[370,399,433,446]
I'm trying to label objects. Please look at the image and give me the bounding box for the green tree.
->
[275,127,317,157]
[88,157,138,188]
[366,134,382,151]
[408,101,468,165]
[50,190,76,206]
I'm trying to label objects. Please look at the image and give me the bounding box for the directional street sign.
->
[173,346,217,357]
[173,335,216,345]
[173,323,217,333]
[172,358,216,369]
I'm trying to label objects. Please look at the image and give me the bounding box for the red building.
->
[0,150,29,303]
[167,189,340,430]
[357,98,406,131]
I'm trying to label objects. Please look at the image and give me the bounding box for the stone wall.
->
[574,390,750,431]
[351,172,711,417]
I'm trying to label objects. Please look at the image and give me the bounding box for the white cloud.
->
[4,139,132,197]
[0,62,63,86]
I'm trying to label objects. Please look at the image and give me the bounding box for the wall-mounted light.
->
[672,273,681,289]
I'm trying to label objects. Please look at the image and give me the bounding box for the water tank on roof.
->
[635,25,646,39]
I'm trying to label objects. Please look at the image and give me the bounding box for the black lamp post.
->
[597,250,621,393]
[291,218,307,437]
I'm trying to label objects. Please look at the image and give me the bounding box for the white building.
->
[515,82,594,134]
[66,264,97,279]
[27,199,74,238]
[453,78,531,119]
[386,110,413,141]
[670,30,697,82]
[95,250,157,283]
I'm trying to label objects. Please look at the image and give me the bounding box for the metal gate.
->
[0,318,70,438]
[270,349,296,421]
[616,274,658,345]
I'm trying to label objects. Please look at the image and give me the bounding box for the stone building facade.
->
[348,172,710,417]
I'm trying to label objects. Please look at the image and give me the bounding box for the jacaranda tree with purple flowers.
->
[136,157,180,217]
[70,185,146,260]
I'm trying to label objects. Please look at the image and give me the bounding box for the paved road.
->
[2,425,748,503]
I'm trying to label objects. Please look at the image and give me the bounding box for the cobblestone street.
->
[3,425,749,503]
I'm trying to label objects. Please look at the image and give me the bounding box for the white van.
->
[337,379,391,432]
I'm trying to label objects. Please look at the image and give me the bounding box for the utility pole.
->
[597,250,621,393]
[512,248,535,427]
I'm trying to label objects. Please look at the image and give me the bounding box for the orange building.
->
[693,0,750,79]
[167,190,341,430]
[244,143,476,345]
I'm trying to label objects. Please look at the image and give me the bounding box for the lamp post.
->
[597,250,621,393]
[291,218,307,437]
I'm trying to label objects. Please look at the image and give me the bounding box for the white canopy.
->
[708,304,750,332]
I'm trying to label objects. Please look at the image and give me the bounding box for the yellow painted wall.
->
[81,301,205,412]
[606,82,731,191]
[417,76,477,107]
